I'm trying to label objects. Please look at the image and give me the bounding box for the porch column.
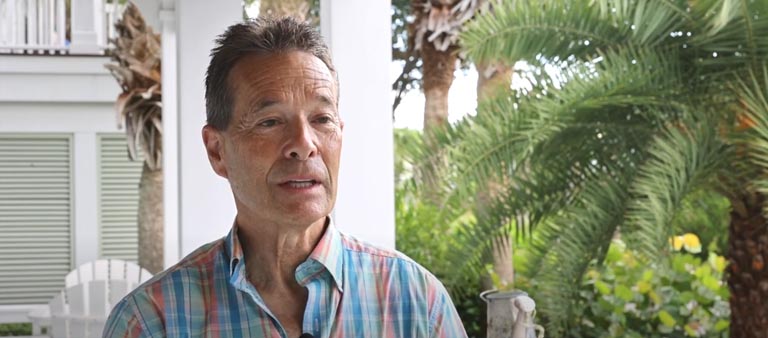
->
[69,0,103,54]
[320,0,395,248]
[159,0,180,268]
[174,0,240,258]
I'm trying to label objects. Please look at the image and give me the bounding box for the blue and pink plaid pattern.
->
[103,221,467,338]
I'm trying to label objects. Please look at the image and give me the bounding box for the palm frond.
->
[624,116,729,261]
[421,46,682,209]
[592,0,688,46]
[440,163,579,296]
[690,0,743,36]
[107,3,163,170]
[690,0,768,69]
[526,174,630,336]
[461,0,686,65]
[408,47,687,293]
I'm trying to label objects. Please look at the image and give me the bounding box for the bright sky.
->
[391,63,479,130]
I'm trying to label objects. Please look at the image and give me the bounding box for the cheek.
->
[226,140,271,178]
[323,132,342,158]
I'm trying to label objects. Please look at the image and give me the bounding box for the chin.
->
[282,205,330,225]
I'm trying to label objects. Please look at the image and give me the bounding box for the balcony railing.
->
[0,0,124,55]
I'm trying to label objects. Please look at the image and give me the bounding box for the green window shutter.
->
[0,134,72,305]
[98,134,143,262]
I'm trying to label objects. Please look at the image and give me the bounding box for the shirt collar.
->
[225,217,345,292]
[226,222,244,278]
[302,218,344,291]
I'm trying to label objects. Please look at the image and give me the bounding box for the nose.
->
[283,119,317,160]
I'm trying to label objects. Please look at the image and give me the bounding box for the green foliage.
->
[671,190,730,256]
[411,0,768,335]
[394,128,486,337]
[395,184,486,337]
[0,323,31,336]
[625,116,729,261]
[569,240,730,338]
[395,185,455,278]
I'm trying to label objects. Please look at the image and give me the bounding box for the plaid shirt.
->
[103,220,467,338]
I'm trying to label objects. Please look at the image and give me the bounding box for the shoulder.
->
[135,237,226,292]
[337,233,467,337]
[338,232,445,288]
[104,238,227,335]
[340,232,421,267]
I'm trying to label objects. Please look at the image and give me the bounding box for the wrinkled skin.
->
[203,51,343,231]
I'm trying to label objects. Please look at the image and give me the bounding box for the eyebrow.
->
[251,100,279,113]
[249,94,336,114]
[316,94,336,108]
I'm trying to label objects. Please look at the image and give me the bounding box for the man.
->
[103,17,467,338]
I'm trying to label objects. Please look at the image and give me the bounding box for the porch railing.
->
[0,0,124,55]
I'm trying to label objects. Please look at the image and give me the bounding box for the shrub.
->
[570,238,730,338]
[0,323,32,336]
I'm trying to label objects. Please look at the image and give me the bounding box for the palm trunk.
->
[421,41,457,132]
[138,162,164,274]
[476,61,515,289]
[728,191,768,337]
[476,62,514,100]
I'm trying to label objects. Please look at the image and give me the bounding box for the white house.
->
[0,0,393,322]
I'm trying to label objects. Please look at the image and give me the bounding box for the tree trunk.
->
[476,62,514,100]
[477,61,516,338]
[421,41,457,132]
[476,61,515,289]
[138,163,164,274]
[491,233,514,285]
[728,191,768,338]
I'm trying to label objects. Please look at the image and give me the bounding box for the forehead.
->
[227,51,337,103]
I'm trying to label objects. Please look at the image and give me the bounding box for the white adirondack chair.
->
[28,259,153,338]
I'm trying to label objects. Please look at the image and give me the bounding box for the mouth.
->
[279,179,320,189]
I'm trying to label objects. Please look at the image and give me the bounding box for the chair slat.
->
[65,284,87,315]
[93,260,109,280]
[108,280,130,308]
[109,259,126,280]
[49,290,68,338]
[89,280,109,316]
[125,263,140,282]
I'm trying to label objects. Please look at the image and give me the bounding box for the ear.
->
[202,125,229,179]
[340,119,344,131]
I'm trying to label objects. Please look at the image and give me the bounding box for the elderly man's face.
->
[203,51,342,227]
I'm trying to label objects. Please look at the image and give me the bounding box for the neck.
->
[237,216,328,290]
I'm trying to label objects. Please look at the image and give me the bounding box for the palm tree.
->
[105,3,163,274]
[410,0,485,131]
[416,0,768,336]
[408,2,525,301]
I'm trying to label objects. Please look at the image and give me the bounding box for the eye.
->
[258,119,279,127]
[314,115,333,124]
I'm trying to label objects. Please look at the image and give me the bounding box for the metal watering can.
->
[480,290,543,338]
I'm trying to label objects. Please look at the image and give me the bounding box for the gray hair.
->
[205,17,336,130]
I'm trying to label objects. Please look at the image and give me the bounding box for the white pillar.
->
[159,0,180,268]
[321,0,395,249]
[73,132,99,267]
[69,0,103,54]
[174,0,240,258]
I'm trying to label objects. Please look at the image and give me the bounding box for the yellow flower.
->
[682,233,702,254]
[671,236,684,251]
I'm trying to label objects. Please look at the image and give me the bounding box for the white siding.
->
[98,134,142,262]
[0,134,72,305]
